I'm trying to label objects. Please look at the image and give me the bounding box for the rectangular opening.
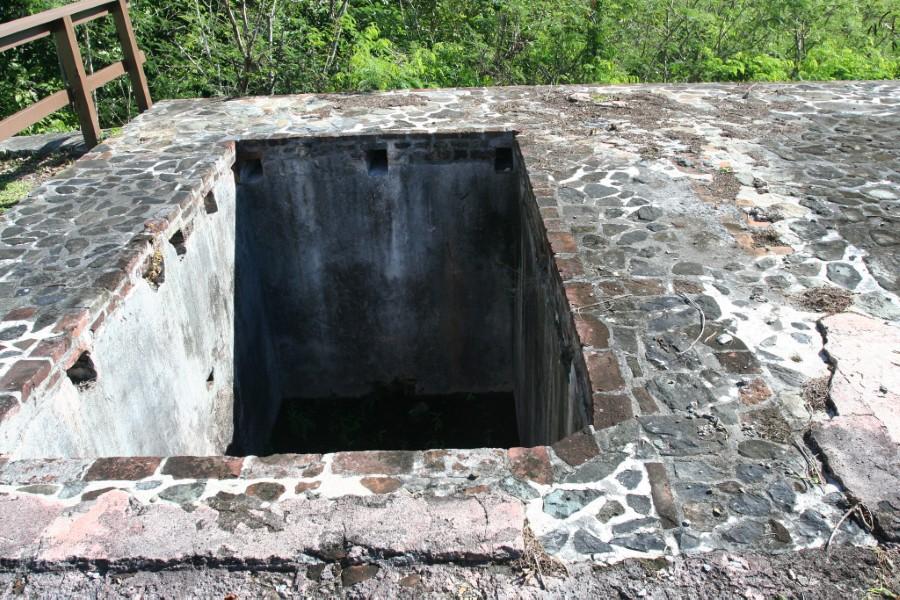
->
[230,133,589,455]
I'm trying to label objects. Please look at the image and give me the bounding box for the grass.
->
[0,179,33,212]
[0,152,80,214]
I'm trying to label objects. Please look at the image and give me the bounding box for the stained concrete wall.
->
[233,133,590,452]
[0,132,589,458]
[0,176,237,458]
[231,134,522,453]
[512,153,592,446]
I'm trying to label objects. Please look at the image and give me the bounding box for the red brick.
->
[245,481,286,501]
[673,279,704,295]
[0,395,19,423]
[84,457,161,481]
[243,453,323,479]
[30,336,71,362]
[565,282,597,309]
[0,360,52,401]
[294,480,321,493]
[574,314,609,348]
[12,339,35,351]
[90,311,107,333]
[554,256,584,280]
[2,307,36,321]
[622,279,666,296]
[161,456,243,479]
[552,430,599,467]
[331,451,415,475]
[548,231,577,254]
[361,476,403,494]
[592,393,634,429]
[143,218,170,234]
[52,309,91,339]
[739,379,773,405]
[507,446,553,485]
[633,387,659,415]
[646,463,679,529]
[715,351,761,374]
[539,207,559,219]
[585,351,625,392]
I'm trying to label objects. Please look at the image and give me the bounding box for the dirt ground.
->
[1,545,895,599]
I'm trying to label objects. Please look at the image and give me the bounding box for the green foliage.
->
[1,0,898,133]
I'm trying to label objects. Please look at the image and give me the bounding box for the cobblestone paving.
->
[0,82,897,568]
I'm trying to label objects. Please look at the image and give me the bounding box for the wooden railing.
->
[0,0,152,148]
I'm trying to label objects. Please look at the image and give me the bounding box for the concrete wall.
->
[0,132,589,458]
[233,133,589,452]
[513,153,592,446]
[0,176,237,458]
[231,134,522,453]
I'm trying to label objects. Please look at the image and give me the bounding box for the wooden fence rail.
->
[0,0,152,148]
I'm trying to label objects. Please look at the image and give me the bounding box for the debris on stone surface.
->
[796,286,854,314]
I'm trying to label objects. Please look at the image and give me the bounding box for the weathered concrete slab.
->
[0,132,87,158]
[820,313,900,442]
[810,415,900,542]
[0,489,524,567]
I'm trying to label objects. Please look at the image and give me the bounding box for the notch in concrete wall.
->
[169,230,187,258]
[67,352,97,388]
[495,147,514,172]
[367,148,388,175]
[204,191,219,214]
[234,157,264,184]
[206,368,215,390]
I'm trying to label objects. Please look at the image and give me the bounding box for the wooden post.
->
[111,0,152,112]
[53,14,101,148]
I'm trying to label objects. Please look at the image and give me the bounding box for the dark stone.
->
[810,240,847,261]
[715,351,761,374]
[727,492,771,516]
[635,206,663,221]
[341,565,380,587]
[499,476,539,500]
[737,440,790,460]
[616,469,643,490]
[767,478,797,512]
[626,494,652,515]
[826,262,862,289]
[543,488,604,519]
[612,517,659,534]
[735,463,768,483]
[572,530,613,554]
[646,374,715,411]
[618,230,649,245]
[639,416,727,456]
[564,452,627,484]
[0,325,27,341]
[723,520,766,544]
[539,529,569,553]
[672,262,704,276]
[611,532,666,552]
[158,482,206,504]
[596,499,625,522]
[585,183,617,198]
[206,491,284,532]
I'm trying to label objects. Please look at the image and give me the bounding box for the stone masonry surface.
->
[0,82,898,573]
